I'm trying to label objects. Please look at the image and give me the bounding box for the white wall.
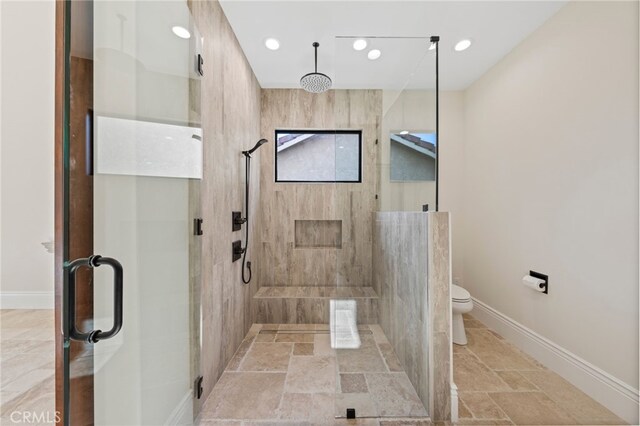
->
[0,0,55,309]
[452,0,638,421]
[436,91,465,282]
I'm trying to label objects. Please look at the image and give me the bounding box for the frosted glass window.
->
[275,130,361,182]
[95,116,203,179]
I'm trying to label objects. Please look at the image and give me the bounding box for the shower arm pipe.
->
[314,42,318,73]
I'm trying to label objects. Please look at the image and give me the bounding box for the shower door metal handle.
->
[64,255,123,343]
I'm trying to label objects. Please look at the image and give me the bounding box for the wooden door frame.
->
[54,1,95,424]
[54,1,65,423]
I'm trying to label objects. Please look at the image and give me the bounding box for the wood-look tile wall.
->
[373,211,451,421]
[258,89,382,287]
[373,212,429,409]
[188,0,262,416]
[427,212,452,422]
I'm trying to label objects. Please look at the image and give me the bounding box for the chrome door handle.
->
[64,255,123,343]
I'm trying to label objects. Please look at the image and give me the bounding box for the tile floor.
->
[454,314,626,425]
[0,310,627,426]
[0,309,56,425]
[200,317,628,426]
[198,324,431,426]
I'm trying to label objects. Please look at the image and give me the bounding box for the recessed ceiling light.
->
[400,130,409,135]
[172,26,191,39]
[353,39,367,51]
[265,38,280,51]
[368,49,381,60]
[454,39,472,52]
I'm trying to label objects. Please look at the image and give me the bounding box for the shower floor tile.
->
[198,324,431,425]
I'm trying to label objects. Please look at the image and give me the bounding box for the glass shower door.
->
[61,1,202,424]
[331,35,438,421]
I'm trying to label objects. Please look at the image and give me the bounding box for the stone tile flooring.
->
[454,314,627,425]
[200,318,628,425]
[0,311,626,426]
[198,324,430,425]
[0,309,55,425]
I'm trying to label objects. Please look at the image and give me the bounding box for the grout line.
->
[273,351,289,421]
[279,334,295,397]
[373,336,392,373]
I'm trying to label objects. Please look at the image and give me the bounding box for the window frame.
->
[274,129,363,183]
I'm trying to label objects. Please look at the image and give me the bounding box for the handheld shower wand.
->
[240,138,268,284]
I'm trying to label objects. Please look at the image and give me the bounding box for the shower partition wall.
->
[330,36,439,420]
[58,1,202,424]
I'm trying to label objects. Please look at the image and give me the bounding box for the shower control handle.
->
[232,211,246,232]
[232,240,244,262]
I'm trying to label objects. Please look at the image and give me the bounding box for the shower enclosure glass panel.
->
[63,1,202,424]
[331,36,437,420]
[380,43,438,212]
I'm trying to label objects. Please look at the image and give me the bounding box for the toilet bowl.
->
[452,284,473,345]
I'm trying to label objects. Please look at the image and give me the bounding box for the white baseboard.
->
[450,382,459,423]
[165,390,193,425]
[0,291,53,309]
[471,297,639,425]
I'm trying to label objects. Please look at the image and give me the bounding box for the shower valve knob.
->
[232,211,246,231]
[232,241,244,262]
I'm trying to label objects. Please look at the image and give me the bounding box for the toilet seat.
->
[452,284,471,302]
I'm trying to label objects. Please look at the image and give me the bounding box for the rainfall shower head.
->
[300,42,332,94]
[243,139,268,157]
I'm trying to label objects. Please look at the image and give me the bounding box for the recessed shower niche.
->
[294,219,343,249]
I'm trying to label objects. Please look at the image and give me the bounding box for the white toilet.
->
[452,284,473,345]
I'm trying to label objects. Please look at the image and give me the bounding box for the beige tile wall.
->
[259,89,382,288]
[373,211,452,422]
[373,212,430,412]
[427,212,452,421]
[188,0,262,417]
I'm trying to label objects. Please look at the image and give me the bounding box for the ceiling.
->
[71,0,197,79]
[219,1,567,90]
